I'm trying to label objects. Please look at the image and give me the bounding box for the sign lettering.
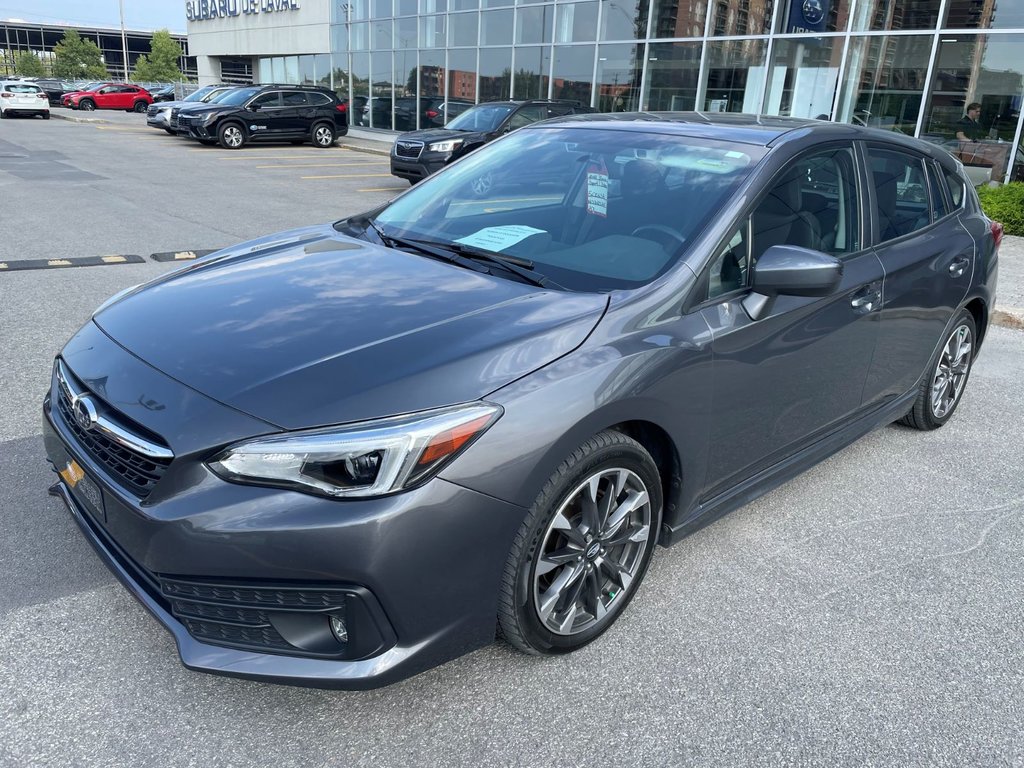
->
[186,0,302,22]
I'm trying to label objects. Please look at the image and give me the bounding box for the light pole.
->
[119,0,130,81]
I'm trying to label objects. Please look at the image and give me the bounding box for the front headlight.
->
[208,403,501,499]
[427,139,462,153]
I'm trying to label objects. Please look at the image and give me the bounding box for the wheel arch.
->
[605,420,683,543]
[963,296,988,353]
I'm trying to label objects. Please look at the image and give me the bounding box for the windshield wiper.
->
[371,228,493,274]
[410,239,564,290]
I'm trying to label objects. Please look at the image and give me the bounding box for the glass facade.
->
[253,0,1024,182]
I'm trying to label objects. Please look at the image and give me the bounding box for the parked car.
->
[0,81,50,119]
[174,84,348,149]
[390,99,597,184]
[168,86,240,133]
[62,83,153,112]
[150,85,177,102]
[30,78,76,106]
[359,97,473,131]
[42,114,1000,689]
[147,84,234,134]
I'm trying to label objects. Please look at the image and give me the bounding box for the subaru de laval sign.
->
[186,0,301,22]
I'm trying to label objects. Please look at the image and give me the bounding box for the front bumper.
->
[390,154,448,182]
[41,328,527,688]
[147,113,170,129]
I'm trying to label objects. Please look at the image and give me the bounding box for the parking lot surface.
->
[2,115,1023,767]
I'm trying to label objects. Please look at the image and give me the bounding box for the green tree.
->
[52,30,109,80]
[14,51,45,77]
[131,30,182,82]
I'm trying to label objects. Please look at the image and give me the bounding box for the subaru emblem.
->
[73,395,98,431]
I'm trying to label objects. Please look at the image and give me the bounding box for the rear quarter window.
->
[943,169,966,209]
[308,92,332,106]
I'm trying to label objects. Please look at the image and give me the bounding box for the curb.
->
[992,308,1024,330]
[50,111,109,124]
[338,141,391,157]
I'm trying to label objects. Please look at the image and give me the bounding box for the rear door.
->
[860,144,975,406]
[698,143,884,498]
[279,90,309,136]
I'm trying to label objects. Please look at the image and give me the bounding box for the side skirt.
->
[659,388,917,547]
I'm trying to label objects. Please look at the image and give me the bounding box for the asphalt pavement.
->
[1,111,1023,767]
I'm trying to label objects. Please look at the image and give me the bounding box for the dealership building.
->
[187,0,1024,182]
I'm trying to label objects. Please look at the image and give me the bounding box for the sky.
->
[0,0,186,33]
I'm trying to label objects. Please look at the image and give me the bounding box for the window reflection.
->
[479,47,513,100]
[774,0,850,32]
[599,0,649,40]
[642,41,700,110]
[596,43,642,111]
[649,0,707,38]
[922,35,1024,184]
[764,37,843,119]
[835,35,932,133]
[514,46,552,99]
[709,0,772,35]
[556,2,598,43]
[552,45,594,103]
[852,0,940,30]
[703,40,767,112]
[448,48,478,105]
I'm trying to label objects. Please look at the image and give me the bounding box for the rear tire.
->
[133,100,147,113]
[164,128,176,135]
[311,122,336,148]
[899,309,976,431]
[0,110,6,119]
[497,430,662,655]
[217,122,245,150]
[42,113,50,120]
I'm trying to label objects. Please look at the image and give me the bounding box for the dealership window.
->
[852,0,940,30]
[552,45,595,104]
[299,55,316,85]
[596,43,642,111]
[944,0,1024,27]
[709,0,772,36]
[422,0,447,11]
[517,5,555,43]
[513,46,552,99]
[649,0,706,39]
[351,22,370,50]
[449,48,478,102]
[834,35,932,134]
[921,35,1024,185]
[352,51,370,108]
[450,0,479,9]
[763,37,842,119]
[449,12,479,46]
[397,0,418,13]
[479,47,513,100]
[702,39,767,113]
[421,15,446,47]
[373,20,393,50]
[481,9,515,44]
[556,2,599,43]
[369,51,394,129]
[642,41,701,110]
[599,0,649,40]
[395,48,418,126]
[396,16,417,47]
[374,0,393,15]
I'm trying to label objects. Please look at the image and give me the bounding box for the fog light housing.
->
[329,614,348,643]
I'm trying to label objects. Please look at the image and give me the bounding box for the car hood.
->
[178,103,225,115]
[397,128,488,146]
[93,224,607,430]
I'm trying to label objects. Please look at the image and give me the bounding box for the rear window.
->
[6,84,42,93]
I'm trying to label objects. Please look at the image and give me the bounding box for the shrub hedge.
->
[977,182,1024,236]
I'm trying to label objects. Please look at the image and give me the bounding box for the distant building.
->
[0,20,197,80]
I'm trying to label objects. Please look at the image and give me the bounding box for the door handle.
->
[851,284,881,314]
[949,256,970,278]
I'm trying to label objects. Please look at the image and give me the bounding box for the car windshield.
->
[216,87,260,106]
[446,104,515,132]
[373,126,766,292]
[84,83,105,92]
[184,87,214,102]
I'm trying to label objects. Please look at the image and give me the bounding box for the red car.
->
[62,83,153,113]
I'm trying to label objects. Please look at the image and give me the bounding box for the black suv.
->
[174,84,348,150]
[390,99,596,183]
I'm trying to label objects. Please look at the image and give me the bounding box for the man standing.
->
[956,102,984,141]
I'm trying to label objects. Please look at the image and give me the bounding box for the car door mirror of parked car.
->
[742,245,844,320]
[249,102,261,111]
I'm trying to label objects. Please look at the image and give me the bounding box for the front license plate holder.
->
[60,459,106,523]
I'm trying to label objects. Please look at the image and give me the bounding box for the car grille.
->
[147,105,160,117]
[54,361,172,497]
[394,140,424,159]
[162,578,350,656]
[169,107,180,128]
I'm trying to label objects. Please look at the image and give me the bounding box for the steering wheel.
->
[630,225,687,250]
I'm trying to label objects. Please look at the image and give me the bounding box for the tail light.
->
[37,93,47,99]
[1,92,12,98]
[426,109,438,119]
[991,219,1004,250]
[336,103,347,113]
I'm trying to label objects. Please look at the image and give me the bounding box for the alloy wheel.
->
[223,126,243,148]
[931,323,972,419]
[532,468,652,636]
[315,126,334,146]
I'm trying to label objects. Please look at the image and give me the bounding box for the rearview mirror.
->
[742,245,843,320]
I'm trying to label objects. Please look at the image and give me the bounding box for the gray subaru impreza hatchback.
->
[43,114,1000,688]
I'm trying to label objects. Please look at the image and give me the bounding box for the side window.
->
[750,146,861,262]
[98,86,116,94]
[308,92,331,106]
[250,92,282,109]
[707,224,750,300]
[546,105,573,118]
[943,169,966,209]
[508,105,547,130]
[282,91,308,106]
[867,147,931,242]
[926,162,951,221]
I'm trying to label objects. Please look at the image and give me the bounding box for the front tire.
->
[79,99,95,112]
[498,430,662,655]
[900,309,977,430]
[217,122,245,150]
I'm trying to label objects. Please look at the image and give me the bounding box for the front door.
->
[279,91,310,137]
[861,146,975,405]
[698,144,884,499]
[244,91,283,140]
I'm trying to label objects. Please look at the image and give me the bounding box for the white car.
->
[0,81,50,119]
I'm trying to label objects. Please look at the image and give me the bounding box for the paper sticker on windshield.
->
[455,225,547,252]
[586,157,609,218]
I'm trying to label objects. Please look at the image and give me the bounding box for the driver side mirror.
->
[742,244,843,320]
[249,102,262,111]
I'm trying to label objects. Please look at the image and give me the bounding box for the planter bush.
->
[977,182,1024,236]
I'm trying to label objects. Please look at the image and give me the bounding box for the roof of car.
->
[533,111,957,158]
